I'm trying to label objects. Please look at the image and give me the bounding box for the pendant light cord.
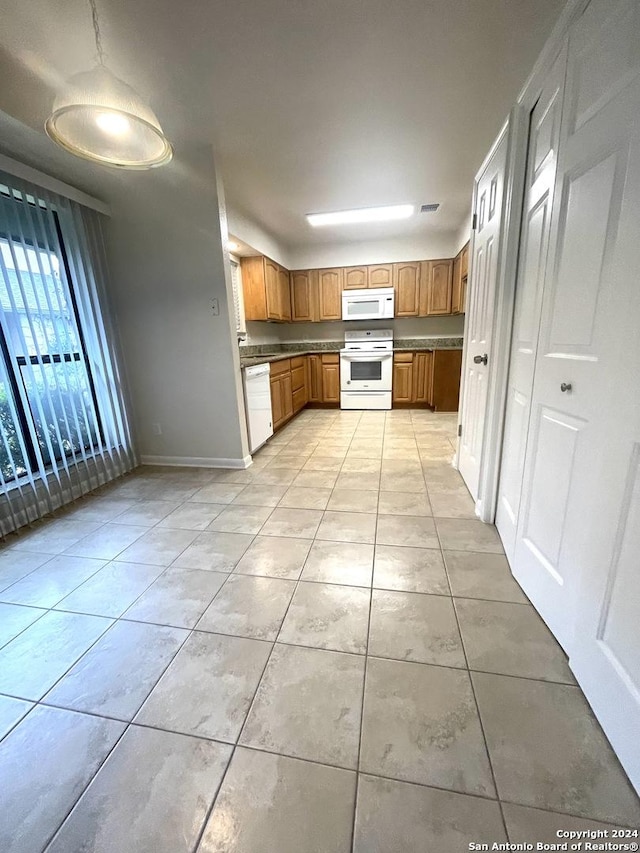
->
[88,0,106,65]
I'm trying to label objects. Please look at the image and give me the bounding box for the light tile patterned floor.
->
[0,409,638,853]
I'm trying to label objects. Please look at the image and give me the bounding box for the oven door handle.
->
[341,353,393,361]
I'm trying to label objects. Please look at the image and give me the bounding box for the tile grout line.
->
[4,411,532,849]
[439,521,511,842]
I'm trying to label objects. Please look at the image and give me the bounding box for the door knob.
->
[560,382,572,392]
[473,354,488,365]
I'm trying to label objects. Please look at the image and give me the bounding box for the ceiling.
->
[0,0,566,249]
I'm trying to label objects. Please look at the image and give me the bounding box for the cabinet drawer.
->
[291,364,305,391]
[393,352,414,363]
[291,356,305,370]
[270,359,291,376]
[292,386,307,413]
[321,353,339,364]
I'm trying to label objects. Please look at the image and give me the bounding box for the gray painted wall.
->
[103,144,250,465]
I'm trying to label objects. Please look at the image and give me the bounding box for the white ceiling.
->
[0,0,566,249]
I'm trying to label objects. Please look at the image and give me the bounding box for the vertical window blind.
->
[0,170,135,537]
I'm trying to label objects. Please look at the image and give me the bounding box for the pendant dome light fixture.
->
[45,0,173,169]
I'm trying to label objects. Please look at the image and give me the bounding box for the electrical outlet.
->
[152,423,162,436]
[211,298,220,316]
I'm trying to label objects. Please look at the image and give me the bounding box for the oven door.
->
[340,351,393,391]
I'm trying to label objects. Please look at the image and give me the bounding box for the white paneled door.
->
[496,49,567,563]
[458,127,509,503]
[501,0,640,789]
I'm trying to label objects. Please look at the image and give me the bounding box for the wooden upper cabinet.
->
[318,268,342,320]
[264,258,281,320]
[451,255,463,315]
[278,266,291,321]
[343,267,367,290]
[241,255,285,321]
[451,241,470,314]
[291,270,318,322]
[424,259,453,316]
[393,262,421,317]
[460,243,469,279]
[367,263,393,289]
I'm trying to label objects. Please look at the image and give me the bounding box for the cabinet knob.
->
[560,382,572,392]
[473,353,488,366]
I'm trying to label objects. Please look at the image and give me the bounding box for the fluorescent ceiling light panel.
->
[306,204,414,227]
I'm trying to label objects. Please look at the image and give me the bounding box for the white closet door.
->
[549,0,640,791]
[458,128,508,502]
[513,0,640,661]
[495,50,567,563]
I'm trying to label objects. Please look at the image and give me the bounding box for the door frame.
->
[459,0,592,524]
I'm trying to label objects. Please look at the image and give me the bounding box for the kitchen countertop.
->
[239,338,463,368]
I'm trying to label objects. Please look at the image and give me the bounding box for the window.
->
[229,255,247,339]
[0,171,134,537]
[0,231,102,475]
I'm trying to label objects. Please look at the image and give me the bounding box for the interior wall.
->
[242,315,464,346]
[454,211,473,254]
[227,207,292,268]
[286,232,458,270]
[103,144,250,465]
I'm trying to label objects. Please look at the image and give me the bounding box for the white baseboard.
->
[140,455,252,470]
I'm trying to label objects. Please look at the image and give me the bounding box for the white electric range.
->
[340,329,393,410]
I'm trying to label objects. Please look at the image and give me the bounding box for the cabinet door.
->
[240,256,267,320]
[308,355,322,402]
[321,361,340,403]
[413,351,433,403]
[270,376,284,428]
[431,349,462,412]
[460,243,469,279]
[393,262,421,317]
[343,267,367,290]
[282,372,294,420]
[451,255,462,314]
[367,263,393,289]
[291,270,317,322]
[426,260,453,315]
[290,363,305,392]
[392,354,414,403]
[264,258,281,320]
[318,269,342,320]
[278,267,291,321]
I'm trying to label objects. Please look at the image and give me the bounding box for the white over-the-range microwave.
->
[341,288,395,321]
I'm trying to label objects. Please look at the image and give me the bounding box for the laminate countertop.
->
[239,338,463,368]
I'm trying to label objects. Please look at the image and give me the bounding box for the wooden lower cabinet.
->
[321,354,340,403]
[307,355,323,402]
[392,349,460,410]
[392,353,414,403]
[431,349,463,412]
[268,349,461,432]
[269,359,293,430]
[291,356,307,413]
[414,351,433,404]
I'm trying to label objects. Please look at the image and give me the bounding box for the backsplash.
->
[241,315,465,346]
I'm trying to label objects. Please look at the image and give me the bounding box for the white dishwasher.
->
[242,363,274,453]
